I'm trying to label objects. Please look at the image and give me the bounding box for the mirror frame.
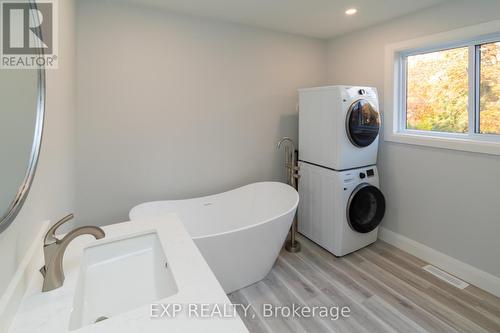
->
[0,13,46,233]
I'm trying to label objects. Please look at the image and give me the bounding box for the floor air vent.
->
[422,265,469,289]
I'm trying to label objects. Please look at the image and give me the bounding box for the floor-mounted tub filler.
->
[130,182,299,293]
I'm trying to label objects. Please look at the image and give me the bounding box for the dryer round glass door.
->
[346,100,380,147]
[347,183,385,233]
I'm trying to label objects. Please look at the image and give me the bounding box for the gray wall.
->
[75,0,327,225]
[0,0,76,295]
[326,0,500,277]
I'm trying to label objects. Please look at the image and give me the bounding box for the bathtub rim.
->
[129,181,299,239]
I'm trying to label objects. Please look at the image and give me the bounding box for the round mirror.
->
[0,66,45,233]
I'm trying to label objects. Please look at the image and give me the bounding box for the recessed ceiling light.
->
[345,8,357,15]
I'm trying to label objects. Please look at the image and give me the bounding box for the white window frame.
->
[384,19,500,156]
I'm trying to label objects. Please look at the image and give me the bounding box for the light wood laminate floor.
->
[228,234,500,333]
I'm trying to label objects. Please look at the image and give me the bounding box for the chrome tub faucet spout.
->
[40,214,105,292]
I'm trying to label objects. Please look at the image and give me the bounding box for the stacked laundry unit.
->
[297,86,385,256]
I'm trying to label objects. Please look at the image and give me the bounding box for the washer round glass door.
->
[346,99,380,147]
[347,183,385,233]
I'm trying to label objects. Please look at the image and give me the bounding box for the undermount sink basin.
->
[68,231,178,330]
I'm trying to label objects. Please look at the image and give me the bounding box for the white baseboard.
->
[378,227,500,298]
[0,221,49,333]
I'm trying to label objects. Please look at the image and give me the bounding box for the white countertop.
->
[7,215,249,333]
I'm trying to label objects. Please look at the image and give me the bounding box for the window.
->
[403,41,500,136]
[406,47,469,133]
[385,21,500,156]
[479,42,500,135]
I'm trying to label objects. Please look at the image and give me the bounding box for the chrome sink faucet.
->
[40,214,105,292]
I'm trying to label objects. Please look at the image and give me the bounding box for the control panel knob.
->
[359,172,366,179]
[359,89,366,95]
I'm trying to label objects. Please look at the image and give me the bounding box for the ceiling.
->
[122,0,449,39]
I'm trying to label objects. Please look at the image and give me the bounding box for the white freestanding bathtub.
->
[129,182,299,293]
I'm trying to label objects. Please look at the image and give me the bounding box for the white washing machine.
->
[298,85,380,171]
[298,162,385,256]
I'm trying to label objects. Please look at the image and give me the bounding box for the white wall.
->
[326,0,500,278]
[0,0,76,295]
[76,0,326,225]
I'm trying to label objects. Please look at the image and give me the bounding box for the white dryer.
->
[298,162,385,256]
[298,85,380,171]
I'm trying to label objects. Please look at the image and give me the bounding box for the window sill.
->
[384,131,500,156]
